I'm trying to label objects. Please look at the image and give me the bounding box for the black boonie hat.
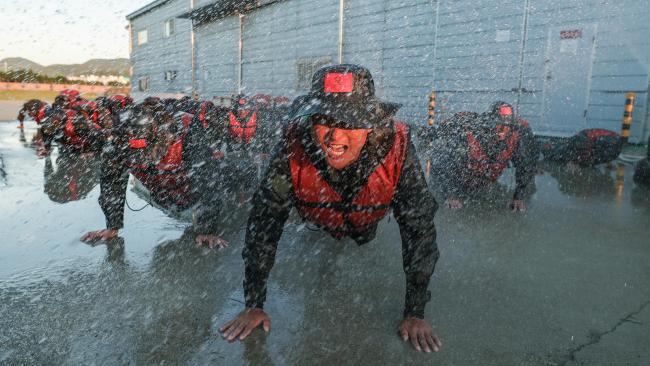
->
[292,64,401,129]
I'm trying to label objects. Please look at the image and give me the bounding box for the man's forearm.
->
[193,192,221,234]
[401,229,439,318]
[242,143,293,308]
[242,186,292,308]
[513,128,538,200]
[395,141,440,318]
[98,156,129,230]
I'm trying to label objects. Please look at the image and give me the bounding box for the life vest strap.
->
[303,218,377,236]
[295,199,390,212]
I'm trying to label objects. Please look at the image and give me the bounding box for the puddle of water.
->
[1,121,649,365]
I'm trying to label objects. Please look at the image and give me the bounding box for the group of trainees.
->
[18,89,291,247]
[17,64,649,354]
[421,101,636,211]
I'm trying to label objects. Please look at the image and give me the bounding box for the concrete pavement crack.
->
[557,299,650,366]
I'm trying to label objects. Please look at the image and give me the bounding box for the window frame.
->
[137,29,148,46]
[138,76,150,91]
[164,19,175,38]
[296,57,332,90]
[164,70,177,82]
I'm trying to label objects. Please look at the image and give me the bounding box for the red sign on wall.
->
[560,29,583,39]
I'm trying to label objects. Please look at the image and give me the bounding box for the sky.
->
[0,0,154,65]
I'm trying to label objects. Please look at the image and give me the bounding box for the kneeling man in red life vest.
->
[431,102,538,212]
[16,99,53,155]
[95,95,134,130]
[17,99,51,128]
[540,128,623,167]
[219,65,442,353]
[39,101,103,155]
[227,94,258,149]
[80,98,227,249]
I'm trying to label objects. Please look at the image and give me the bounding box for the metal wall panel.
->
[239,0,339,97]
[129,0,192,97]
[380,0,436,124]
[430,0,650,141]
[343,0,387,93]
[130,0,650,140]
[195,16,240,96]
[433,0,527,125]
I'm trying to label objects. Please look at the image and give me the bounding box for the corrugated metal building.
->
[127,0,650,142]
[127,0,193,95]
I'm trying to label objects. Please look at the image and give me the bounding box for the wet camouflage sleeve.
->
[427,123,470,200]
[98,143,130,230]
[17,107,26,123]
[38,109,57,151]
[242,142,294,308]
[184,117,223,235]
[511,123,538,200]
[392,140,440,319]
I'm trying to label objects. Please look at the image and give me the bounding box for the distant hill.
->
[0,57,129,77]
[0,57,44,73]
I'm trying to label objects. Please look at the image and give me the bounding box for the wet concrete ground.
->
[0,102,26,122]
[1,121,649,365]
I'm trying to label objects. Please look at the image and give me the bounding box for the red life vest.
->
[157,112,192,171]
[289,122,409,238]
[109,95,132,109]
[198,102,210,129]
[34,105,47,124]
[576,128,621,165]
[128,112,195,208]
[60,89,79,100]
[61,108,101,148]
[584,128,618,141]
[128,112,192,172]
[62,110,88,148]
[228,111,257,144]
[74,101,100,126]
[466,124,519,182]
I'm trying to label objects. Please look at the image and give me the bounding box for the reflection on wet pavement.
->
[1,122,649,365]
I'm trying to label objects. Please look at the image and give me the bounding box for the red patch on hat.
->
[499,106,513,116]
[129,139,148,149]
[324,72,354,93]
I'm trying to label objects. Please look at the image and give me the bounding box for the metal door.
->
[542,24,596,135]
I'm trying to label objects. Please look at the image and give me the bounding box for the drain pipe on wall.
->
[190,0,196,96]
[238,13,244,94]
[429,0,441,124]
[515,0,531,115]
[338,0,345,64]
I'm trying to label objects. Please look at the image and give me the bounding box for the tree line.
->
[0,69,128,86]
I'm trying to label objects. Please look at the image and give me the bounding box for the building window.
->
[164,19,175,38]
[137,29,148,45]
[164,70,177,82]
[138,76,150,91]
[296,57,332,89]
